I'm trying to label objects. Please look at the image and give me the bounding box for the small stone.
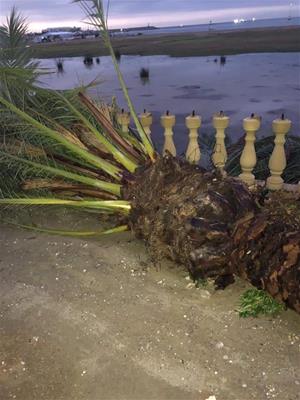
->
[200,290,211,299]
[216,341,224,349]
[185,283,195,289]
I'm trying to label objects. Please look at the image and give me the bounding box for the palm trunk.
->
[124,155,300,314]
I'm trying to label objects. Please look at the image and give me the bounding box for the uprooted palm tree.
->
[0,1,299,314]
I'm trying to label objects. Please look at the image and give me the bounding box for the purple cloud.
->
[0,0,298,31]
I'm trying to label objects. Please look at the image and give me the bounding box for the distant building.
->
[31,26,83,43]
[34,31,75,43]
[42,27,81,33]
[32,24,158,43]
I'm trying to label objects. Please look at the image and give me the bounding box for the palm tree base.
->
[125,155,300,314]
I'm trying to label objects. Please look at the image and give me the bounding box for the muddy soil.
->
[0,224,299,400]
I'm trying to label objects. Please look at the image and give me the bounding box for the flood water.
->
[38,52,300,153]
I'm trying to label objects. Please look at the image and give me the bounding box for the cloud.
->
[0,0,298,31]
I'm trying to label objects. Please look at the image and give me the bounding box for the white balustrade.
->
[239,114,261,185]
[267,115,291,190]
[139,110,153,137]
[161,111,176,157]
[185,111,201,164]
[212,111,229,170]
[117,109,131,133]
[114,109,297,192]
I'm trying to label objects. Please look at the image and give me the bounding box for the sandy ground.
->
[0,224,300,400]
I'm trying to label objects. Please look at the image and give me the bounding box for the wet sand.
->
[1,221,300,400]
[32,26,300,59]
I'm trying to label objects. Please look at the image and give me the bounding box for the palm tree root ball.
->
[125,155,300,313]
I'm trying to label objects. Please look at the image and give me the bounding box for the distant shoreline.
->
[32,26,300,59]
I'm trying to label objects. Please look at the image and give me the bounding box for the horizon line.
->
[26,15,300,34]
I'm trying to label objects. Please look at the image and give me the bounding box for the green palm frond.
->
[0,7,41,102]
[73,0,155,161]
[0,95,124,179]
[0,7,33,68]
[0,4,154,238]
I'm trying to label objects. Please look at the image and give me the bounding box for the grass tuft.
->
[238,288,285,318]
[195,278,208,288]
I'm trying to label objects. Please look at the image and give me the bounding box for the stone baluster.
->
[117,109,131,133]
[185,111,201,164]
[139,109,153,137]
[266,114,291,190]
[161,111,176,157]
[212,111,229,170]
[239,114,261,185]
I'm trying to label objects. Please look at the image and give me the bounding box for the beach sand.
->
[0,219,299,400]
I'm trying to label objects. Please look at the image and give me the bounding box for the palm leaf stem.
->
[73,0,155,161]
[2,220,128,237]
[78,92,142,162]
[0,197,131,212]
[0,151,121,195]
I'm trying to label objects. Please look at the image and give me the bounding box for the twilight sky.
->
[0,0,299,31]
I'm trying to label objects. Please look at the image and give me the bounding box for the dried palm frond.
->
[0,140,46,158]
